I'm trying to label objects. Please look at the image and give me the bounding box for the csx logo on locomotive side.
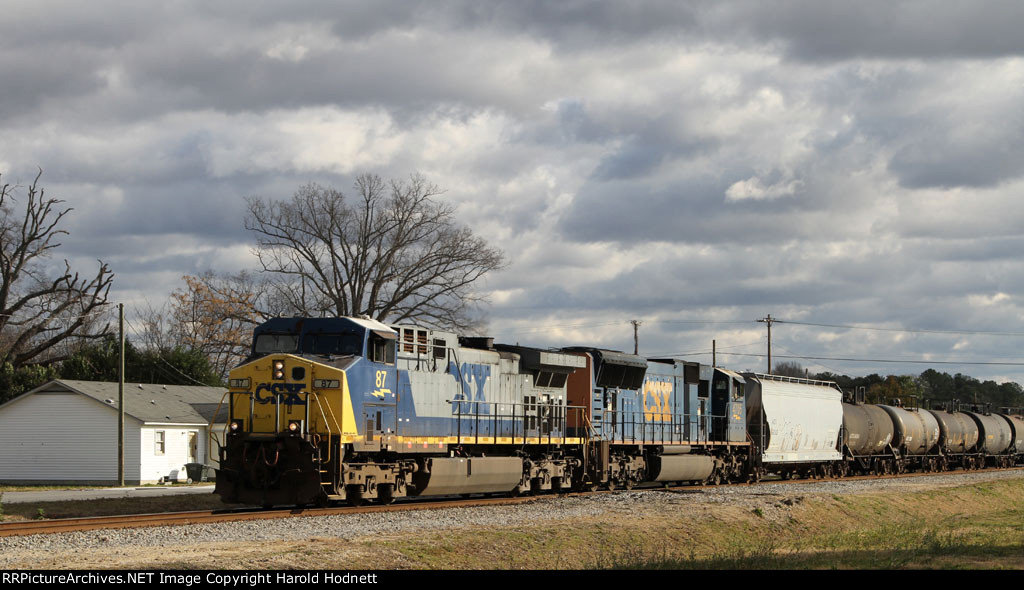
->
[253,382,307,406]
[449,361,491,415]
[643,380,672,422]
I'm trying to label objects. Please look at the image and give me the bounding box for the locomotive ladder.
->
[308,392,343,490]
[590,388,605,437]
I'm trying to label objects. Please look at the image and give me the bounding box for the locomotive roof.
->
[254,316,396,336]
[561,347,648,368]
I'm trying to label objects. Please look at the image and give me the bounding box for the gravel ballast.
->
[1,469,1021,568]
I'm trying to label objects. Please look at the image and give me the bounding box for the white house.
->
[0,380,228,485]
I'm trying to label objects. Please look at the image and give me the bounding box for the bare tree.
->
[245,173,505,330]
[0,170,113,367]
[168,271,265,377]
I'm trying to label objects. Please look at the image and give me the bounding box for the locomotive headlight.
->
[273,360,285,380]
[229,419,244,433]
[287,420,302,434]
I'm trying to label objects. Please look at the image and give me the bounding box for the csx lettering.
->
[253,382,307,406]
[643,380,672,422]
[449,362,491,415]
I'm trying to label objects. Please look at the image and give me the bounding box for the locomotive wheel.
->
[378,484,396,505]
[624,478,634,490]
[606,480,616,491]
[346,485,364,507]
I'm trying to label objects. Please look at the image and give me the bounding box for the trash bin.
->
[184,463,211,483]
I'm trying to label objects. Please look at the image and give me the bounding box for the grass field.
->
[366,478,1024,569]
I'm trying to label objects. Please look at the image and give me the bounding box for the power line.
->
[122,316,213,387]
[497,317,758,337]
[648,319,752,325]
[646,338,767,358]
[773,343,845,376]
[777,319,1024,337]
[724,351,1024,367]
[498,320,629,335]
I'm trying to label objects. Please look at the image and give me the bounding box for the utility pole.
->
[631,320,642,355]
[118,303,125,487]
[757,314,775,373]
[712,339,716,368]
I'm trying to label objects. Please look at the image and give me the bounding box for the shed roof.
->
[5,380,228,425]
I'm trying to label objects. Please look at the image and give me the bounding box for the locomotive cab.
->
[214,317,399,507]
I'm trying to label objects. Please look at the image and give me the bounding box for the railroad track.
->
[0,494,549,538]
[2,467,1020,538]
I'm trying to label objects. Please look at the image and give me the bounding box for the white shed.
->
[0,380,227,485]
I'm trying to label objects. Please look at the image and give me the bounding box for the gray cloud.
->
[2,1,1024,382]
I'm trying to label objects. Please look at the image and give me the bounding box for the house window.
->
[155,431,166,455]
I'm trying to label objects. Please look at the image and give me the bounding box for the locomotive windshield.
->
[254,334,300,354]
[301,332,363,356]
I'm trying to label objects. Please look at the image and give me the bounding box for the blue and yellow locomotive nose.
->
[215,355,354,506]
[224,355,357,436]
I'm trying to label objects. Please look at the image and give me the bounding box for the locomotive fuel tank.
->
[841,403,894,456]
[412,457,525,496]
[963,411,1013,454]
[648,453,715,482]
[879,405,940,455]
[925,410,979,454]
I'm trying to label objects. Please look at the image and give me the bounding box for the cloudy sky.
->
[4,1,1024,383]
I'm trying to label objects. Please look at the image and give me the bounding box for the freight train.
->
[212,316,1024,507]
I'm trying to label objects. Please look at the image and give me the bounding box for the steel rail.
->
[0,495,547,538]
[1,467,1019,538]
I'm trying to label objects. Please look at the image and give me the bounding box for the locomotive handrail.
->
[208,390,231,466]
[599,409,732,445]
[309,391,343,465]
[445,399,586,444]
[444,399,735,446]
